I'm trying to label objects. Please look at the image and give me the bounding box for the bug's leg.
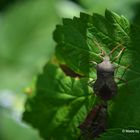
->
[120,65,130,80]
[119,65,130,83]
[88,79,96,87]
[90,61,97,66]
[88,61,97,87]
[88,59,97,87]
[115,77,126,84]
[116,65,130,84]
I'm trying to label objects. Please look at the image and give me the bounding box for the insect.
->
[78,42,126,139]
[78,102,107,139]
[59,64,84,78]
[90,40,126,101]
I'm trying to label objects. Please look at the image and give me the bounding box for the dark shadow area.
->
[69,0,80,5]
[0,0,17,11]
[132,2,140,25]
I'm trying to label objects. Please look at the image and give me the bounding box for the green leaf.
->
[23,10,140,140]
[53,13,93,77]
[53,9,140,137]
[23,63,94,140]
[53,10,131,78]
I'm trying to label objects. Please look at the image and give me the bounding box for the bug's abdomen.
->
[93,78,117,100]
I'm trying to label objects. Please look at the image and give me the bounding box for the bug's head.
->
[103,56,110,61]
[96,58,115,78]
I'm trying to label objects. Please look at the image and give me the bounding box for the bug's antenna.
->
[111,47,125,62]
[108,43,122,56]
[93,38,106,58]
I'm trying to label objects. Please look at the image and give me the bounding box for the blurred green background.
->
[0,0,140,140]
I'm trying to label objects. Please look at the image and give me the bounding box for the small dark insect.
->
[93,55,118,100]
[78,102,107,139]
[91,41,125,101]
[59,64,84,78]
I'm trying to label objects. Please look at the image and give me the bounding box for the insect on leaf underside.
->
[92,40,126,101]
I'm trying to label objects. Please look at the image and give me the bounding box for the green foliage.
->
[53,9,130,77]
[23,10,140,140]
[23,63,94,140]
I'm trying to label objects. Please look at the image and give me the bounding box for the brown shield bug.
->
[90,40,126,101]
[78,39,127,139]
